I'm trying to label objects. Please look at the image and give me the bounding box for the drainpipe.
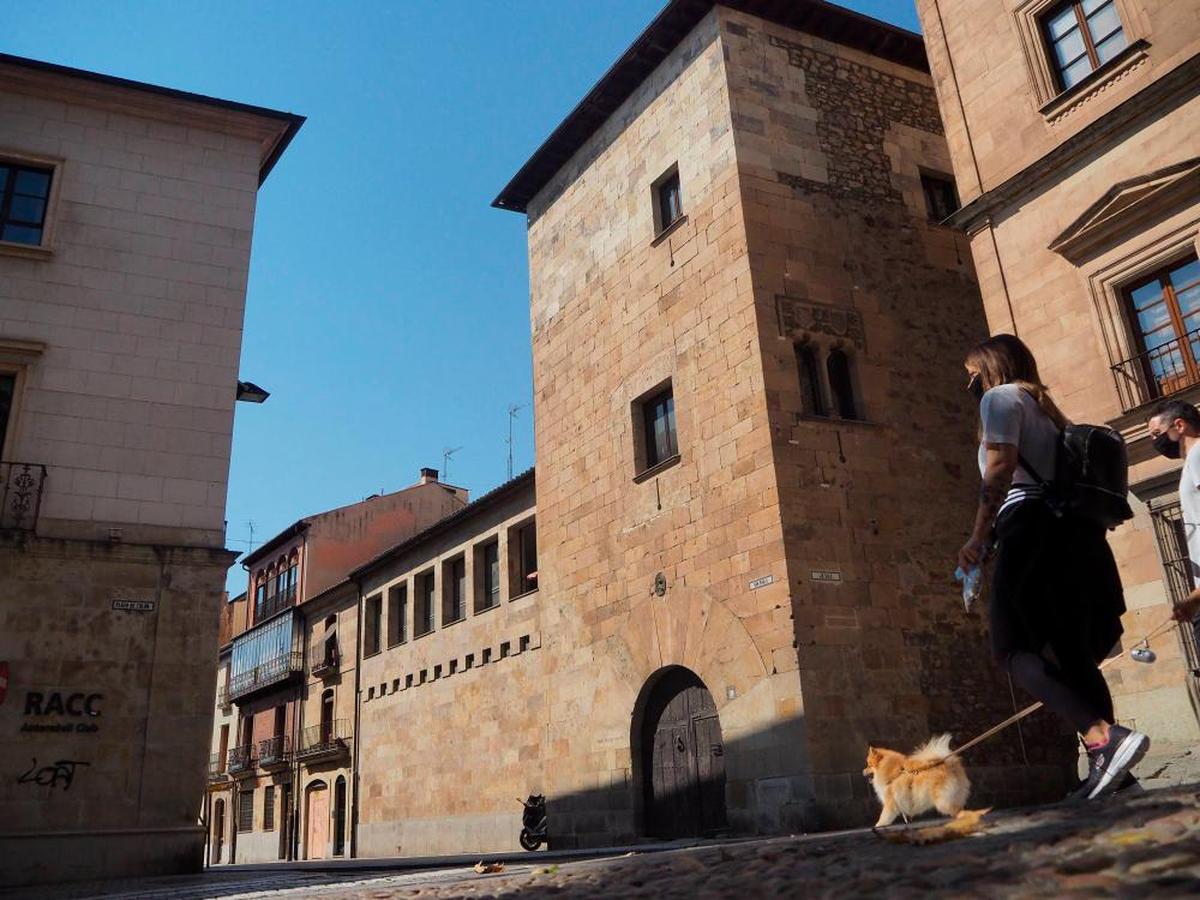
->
[349,576,364,859]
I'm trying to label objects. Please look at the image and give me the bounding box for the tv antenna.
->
[246,520,256,553]
[442,446,462,482]
[507,403,528,480]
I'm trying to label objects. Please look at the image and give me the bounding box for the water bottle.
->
[955,565,983,613]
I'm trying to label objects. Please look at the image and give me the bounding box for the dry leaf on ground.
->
[474,860,506,874]
[881,808,992,846]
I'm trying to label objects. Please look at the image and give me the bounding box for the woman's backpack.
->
[1018,424,1134,528]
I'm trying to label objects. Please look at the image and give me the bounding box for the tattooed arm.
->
[958,442,1018,570]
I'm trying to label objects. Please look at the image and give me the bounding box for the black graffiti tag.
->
[17,758,89,791]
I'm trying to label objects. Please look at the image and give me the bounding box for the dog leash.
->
[905,615,1182,772]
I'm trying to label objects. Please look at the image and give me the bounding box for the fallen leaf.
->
[1104,830,1152,847]
[474,860,506,874]
[881,808,991,846]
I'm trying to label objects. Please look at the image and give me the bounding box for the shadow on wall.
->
[539,665,1076,851]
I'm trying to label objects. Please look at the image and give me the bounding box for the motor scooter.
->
[518,794,547,851]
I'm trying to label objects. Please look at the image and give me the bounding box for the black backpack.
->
[1018,424,1133,529]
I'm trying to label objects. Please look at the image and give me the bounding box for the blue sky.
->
[5,1,921,590]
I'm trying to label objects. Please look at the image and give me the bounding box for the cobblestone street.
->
[12,754,1200,900]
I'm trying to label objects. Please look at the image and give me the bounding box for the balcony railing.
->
[208,752,228,780]
[310,644,340,678]
[256,584,298,622]
[1111,329,1200,413]
[227,651,303,703]
[217,684,231,711]
[226,744,256,776]
[0,462,47,533]
[297,719,351,762]
[258,734,292,770]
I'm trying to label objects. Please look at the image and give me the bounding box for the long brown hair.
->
[965,334,1069,429]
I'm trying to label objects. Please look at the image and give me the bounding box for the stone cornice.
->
[950,51,1200,234]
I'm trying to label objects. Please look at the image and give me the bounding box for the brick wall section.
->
[0,85,262,546]
[722,9,1075,823]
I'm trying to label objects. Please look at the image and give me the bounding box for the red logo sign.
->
[0,661,8,706]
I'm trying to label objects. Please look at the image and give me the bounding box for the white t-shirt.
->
[1179,441,1200,578]
[977,384,1061,515]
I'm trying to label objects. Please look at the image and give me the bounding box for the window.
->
[273,704,286,738]
[320,689,334,742]
[475,540,501,612]
[500,641,511,659]
[920,172,959,223]
[264,786,276,831]
[482,648,492,664]
[392,677,400,691]
[387,584,407,647]
[0,163,53,246]
[510,520,538,596]
[794,344,826,417]
[465,653,475,670]
[826,350,860,420]
[1042,0,1126,91]
[364,594,382,656]
[519,635,531,653]
[237,789,254,833]
[652,165,683,235]
[415,571,435,636]
[0,372,14,453]
[442,556,466,624]
[643,386,678,469]
[405,673,414,688]
[254,579,266,615]
[1124,255,1200,399]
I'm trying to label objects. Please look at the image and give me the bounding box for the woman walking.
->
[959,334,1148,800]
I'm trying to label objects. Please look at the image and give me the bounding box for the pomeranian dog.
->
[863,734,970,827]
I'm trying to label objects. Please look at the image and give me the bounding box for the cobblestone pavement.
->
[13,751,1200,900]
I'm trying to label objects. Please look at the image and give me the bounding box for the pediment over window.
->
[1048,157,1200,263]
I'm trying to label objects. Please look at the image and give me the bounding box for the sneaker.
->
[1085,725,1150,800]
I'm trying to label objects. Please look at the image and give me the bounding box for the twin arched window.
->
[795,343,862,421]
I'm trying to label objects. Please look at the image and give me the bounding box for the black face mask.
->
[967,375,984,402]
[1153,432,1182,460]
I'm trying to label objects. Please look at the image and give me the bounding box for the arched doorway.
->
[634,666,727,838]
[212,798,225,864]
[305,781,329,860]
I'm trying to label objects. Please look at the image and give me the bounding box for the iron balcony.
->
[310,645,340,679]
[256,584,298,622]
[226,744,256,777]
[227,651,304,703]
[1111,328,1200,413]
[208,752,228,781]
[0,461,47,533]
[297,719,351,764]
[258,734,292,771]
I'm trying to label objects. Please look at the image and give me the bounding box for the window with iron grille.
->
[237,789,254,832]
[0,163,53,246]
[1123,255,1200,402]
[1042,0,1127,91]
[263,786,276,831]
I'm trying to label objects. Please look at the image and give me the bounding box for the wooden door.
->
[645,671,726,838]
[305,784,329,860]
[212,799,225,864]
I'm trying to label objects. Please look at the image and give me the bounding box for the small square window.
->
[419,669,428,684]
[920,172,959,223]
[392,677,400,692]
[0,163,54,246]
[367,686,375,700]
[405,673,414,689]
[465,653,475,669]
[482,648,492,665]
[519,635,531,653]
[652,165,683,235]
[500,641,511,659]
[450,659,459,674]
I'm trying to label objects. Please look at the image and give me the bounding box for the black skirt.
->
[989,500,1126,665]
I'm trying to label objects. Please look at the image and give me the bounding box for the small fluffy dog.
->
[863,734,970,827]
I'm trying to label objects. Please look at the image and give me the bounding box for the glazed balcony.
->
[226,744,256,777]
[208,752,228,781]
[258,734,292,771]
[256,584,298,622]
[0,461,47,533]
[310,645,340,679]
[297,720,351,764]
[227,651,303,703]
[1111,329,1200,413]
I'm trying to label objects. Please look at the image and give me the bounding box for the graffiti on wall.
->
[18,758,90,791]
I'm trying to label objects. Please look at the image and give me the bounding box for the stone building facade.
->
[204,470,466,864]
[915,0,1200,748]
[353,471,538,856]
[0,54,301,885]
[487,0,1067,844]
